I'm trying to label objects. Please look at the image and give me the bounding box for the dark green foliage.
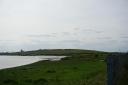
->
[46,70,56,73]
[34,78,48,85]
[24,79,33,83]
[3,79,17,85]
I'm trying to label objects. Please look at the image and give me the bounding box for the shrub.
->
[3,79,17,85]
[46,70,56,73]
[34,78,48,85]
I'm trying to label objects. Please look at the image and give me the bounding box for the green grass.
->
[0,53,107,85]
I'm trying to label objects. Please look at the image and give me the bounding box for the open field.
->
[0,49,108,85]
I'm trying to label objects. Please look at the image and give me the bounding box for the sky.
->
[0,0,128,52]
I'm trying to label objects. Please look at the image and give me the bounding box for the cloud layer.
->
[0,0,128,52]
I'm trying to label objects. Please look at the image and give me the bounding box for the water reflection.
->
[0,56,66,69]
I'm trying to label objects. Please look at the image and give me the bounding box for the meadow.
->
[0,49,108,85]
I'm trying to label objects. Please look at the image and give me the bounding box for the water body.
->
[0,56,66,69]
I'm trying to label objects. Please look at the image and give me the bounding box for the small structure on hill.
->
[20,49,24,56]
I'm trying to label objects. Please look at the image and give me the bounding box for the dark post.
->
[107,53,128,85]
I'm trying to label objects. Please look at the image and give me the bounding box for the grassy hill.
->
[0,49,109,85]
[0,49,107,56]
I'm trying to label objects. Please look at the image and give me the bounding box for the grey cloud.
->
[51,33,58,35]
[120,36,128,39]
[61,32,71,35]
[82,29,104,34]
[0,40,14,42]
[123,40,128,43]
[73,28,80,31]
[27,34,56,38]
[96,37,118,43]
[107,40,118,43]
[60,40,82,44]
[97,37,112,40]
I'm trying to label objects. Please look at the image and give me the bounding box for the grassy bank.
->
[0,49,108,85]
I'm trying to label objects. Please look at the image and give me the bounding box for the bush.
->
[46,70,56,73]
[34,78,48,85]
[3,79,17,85]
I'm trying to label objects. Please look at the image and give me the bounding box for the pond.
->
[0,55,66,69]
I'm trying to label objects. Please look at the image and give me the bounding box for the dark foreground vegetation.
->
[0,49,109,85]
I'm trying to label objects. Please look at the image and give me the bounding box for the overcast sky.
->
[0,0,128,52]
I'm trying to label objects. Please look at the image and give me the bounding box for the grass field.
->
[0,49,108,85]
